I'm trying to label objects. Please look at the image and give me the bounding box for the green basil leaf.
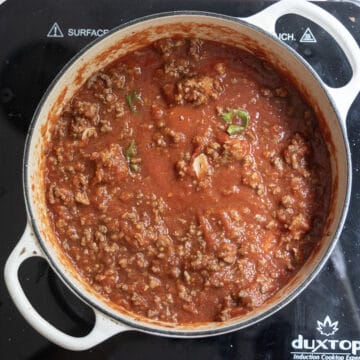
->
[226,124,246,136]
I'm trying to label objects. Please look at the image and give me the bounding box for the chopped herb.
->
[125,140,139,171]
[227,124,246,136]
[125,93,135,112]
[221,112,233,123]
[126,91,143,112]
[126,140,137,161]
[221,108,250,135]
[130,163,139,172]
[222,109,249,125]
[234,109,250,127]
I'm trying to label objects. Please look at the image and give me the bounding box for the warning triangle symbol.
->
[300,28,316,43]
[47,22,64,38]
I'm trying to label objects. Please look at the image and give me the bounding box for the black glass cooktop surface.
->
[0,0,360,359]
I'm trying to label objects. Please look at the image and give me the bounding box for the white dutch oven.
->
[4,0,360,351]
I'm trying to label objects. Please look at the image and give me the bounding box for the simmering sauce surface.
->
[45,38,331,323]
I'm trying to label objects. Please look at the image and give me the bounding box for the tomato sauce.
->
[45,37,331,323]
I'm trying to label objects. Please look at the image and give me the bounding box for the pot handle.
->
[4,223,129,351]
[243,0,360,122]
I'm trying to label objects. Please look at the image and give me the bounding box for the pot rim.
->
[23,10,352,337]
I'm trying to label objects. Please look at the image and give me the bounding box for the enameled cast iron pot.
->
[4,0,360,351]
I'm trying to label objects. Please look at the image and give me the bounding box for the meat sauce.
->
[45,37,331,324]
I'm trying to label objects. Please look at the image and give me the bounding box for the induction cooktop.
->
[0,0,360,359]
